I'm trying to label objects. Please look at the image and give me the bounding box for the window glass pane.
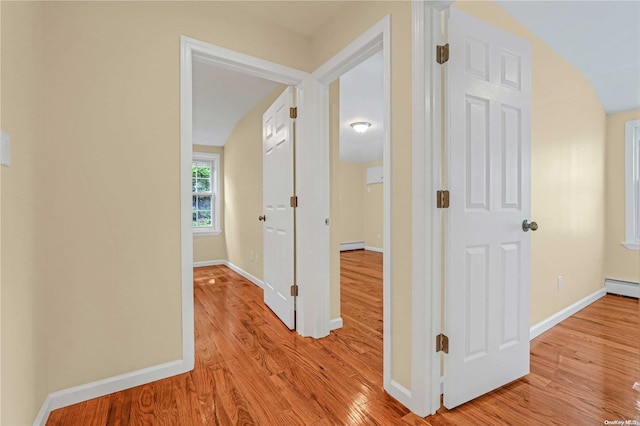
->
[197,211,212,227]
[192,213,197,226]
[193,161,211,178]
[197,167,211,178]
[192,196,197,212]
[192,178,197,192]
[196,178,210,192]
[197,195,211,211]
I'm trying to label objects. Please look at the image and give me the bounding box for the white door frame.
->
[411,1,442,417]
[312,14,399,402]
[180,2,447,415]
[179,37,324,370]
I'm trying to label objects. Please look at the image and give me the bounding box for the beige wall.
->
[193,145,227,263]
[42,1,311,395]
[0,1,617,421]
[363,160,383,249]
[225,86,286,281]
[313,1,413,388]
[455,2,607,324]
[604,109,640,282]
[337,161,365,244]
[335,160,383,249]
[0,2,49,424]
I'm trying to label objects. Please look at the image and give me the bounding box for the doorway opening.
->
[314,16,394,398]
[180,36,309,367]
[329,50,385,364]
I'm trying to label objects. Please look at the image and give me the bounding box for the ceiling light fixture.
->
[350,122,371,133]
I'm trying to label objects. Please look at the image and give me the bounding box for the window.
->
[192,152,220,235]
[624,119,640,250]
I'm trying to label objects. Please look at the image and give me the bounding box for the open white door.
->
[444,8,533,409]
[262,86,296,330]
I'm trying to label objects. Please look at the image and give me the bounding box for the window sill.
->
[193,229,221,237]
[621,242,640,251]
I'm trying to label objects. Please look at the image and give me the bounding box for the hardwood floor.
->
[47,250,639,425]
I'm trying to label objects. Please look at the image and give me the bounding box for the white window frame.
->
[192,152,220,236]
[623,119,640,250]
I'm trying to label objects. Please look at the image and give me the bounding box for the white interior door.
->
[444,8,532,409]
[262,86,296,330]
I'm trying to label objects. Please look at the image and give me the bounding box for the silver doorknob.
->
[522,220,538,232]
[258,215,266,222]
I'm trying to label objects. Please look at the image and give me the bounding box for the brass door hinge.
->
[436,333,449,353]
[290,107,298,119]
[437,43,450,65]
[437,190,450,208]
[290,195,298,208]
[290,284,299,297]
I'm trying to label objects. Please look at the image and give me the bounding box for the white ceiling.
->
[193,2,639,154]
[497,1,640,114]
[192,57,280,147]
[339,51,384,164]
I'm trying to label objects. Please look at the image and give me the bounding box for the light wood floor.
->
[47,250,639,425]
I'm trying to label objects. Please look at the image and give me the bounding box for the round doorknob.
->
[522,220,538,232]
[258,215,266,222]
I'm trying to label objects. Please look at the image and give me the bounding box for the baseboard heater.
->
[340,241,365,251]
[605,278,640,299]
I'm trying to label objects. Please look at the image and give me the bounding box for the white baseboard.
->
[328,317,343,331]
[364,246,383,253]
[33,395,53,426]
[193,260,225,268]
[35,261,262,424]
[387,380,413,411]
[192,259,263,288]
[34,359,188,426]
[224,261,264,288]
[340,241,365,251]
[529,288,606,341]
[605,278,640,298]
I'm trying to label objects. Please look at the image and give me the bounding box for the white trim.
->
[193,260,225,268]
[192,260,263,288]
[182,36,324,340]
[388,380,413,410]
[33,396,53,426]
[224,261,264,289]
[529,288,606,340]
[193,230,221,237]
[622,242,640,250]
[192,152,221,234]
[34,360,187,426]
[624,119,640,249]
[605,278,640,298]
[340,241,365,251]
[411,1,443,417]
[329,317,343,331]
[312,15,394,399]
[364,245,383,253]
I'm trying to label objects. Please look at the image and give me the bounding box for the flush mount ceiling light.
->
[350,122,371,133]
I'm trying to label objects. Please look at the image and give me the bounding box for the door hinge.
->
[436,333,449,353]
[290,284,299,297]
[437,190,450,208]
[436,43,449,65]
[290,195,298,208]
[290,107,298,119]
